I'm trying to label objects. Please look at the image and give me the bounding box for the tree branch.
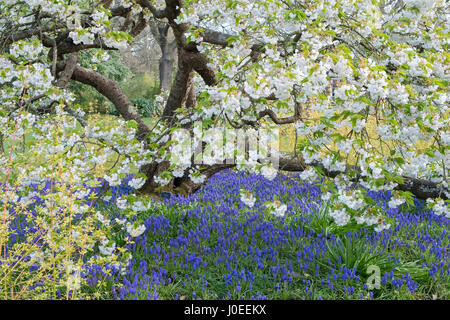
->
[136,0,168,19]
[55,52,78,88]
[253,109,300,125]
[274,151,448,200]
[70,65,151,142]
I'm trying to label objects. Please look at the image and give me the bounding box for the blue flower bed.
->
[4,170,450,299]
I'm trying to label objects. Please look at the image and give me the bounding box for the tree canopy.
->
[0,0,449,222]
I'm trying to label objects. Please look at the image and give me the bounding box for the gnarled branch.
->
[70,65,150,142]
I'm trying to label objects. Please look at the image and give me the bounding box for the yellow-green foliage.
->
[0,115,133,299]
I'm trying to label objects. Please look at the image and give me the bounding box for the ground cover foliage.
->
[3,170,448,300]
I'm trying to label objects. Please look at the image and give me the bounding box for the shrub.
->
[130,98,161,118]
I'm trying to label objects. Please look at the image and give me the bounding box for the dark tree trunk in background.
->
[149,21,177,94]
[159,42,176,93]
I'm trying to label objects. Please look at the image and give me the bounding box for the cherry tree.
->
[0,0,449,214]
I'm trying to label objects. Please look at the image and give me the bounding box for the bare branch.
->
[70,65,151,142]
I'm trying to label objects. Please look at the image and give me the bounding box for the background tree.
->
[148,19,177,94]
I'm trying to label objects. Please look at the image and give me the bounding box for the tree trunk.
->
[137,162,234,197]
[159,43,175,93]
[149,20,177,94]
